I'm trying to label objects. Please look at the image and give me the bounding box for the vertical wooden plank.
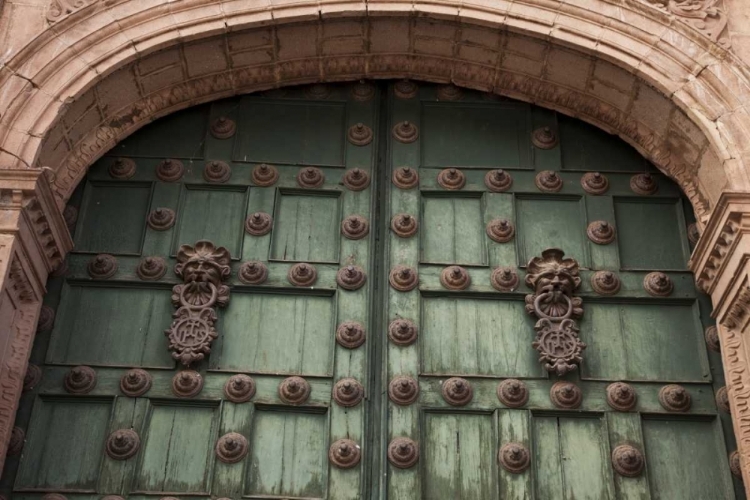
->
[241,187,276,261]
[212,402,254,499]
[558,417,616,500]
[606,412,651,500]
[142,182,181,256]
[533,416,563,499]
[586,195,619,270]
[498,409,533,500]
[531,108,561,171]
[484,193,517,268]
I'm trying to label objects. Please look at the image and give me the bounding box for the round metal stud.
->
[109,157,136,179]
[392,121,419,143]
[238,261,268,285]
[643,272,674,297]
[337,265,367,291]
[329,439,361,469]
[336,321,366,349]
[498,443,531,473]
[306,84,330,99]
[88,254,118,279]
[535,170,563,192]
[392,166,419,189]
[388,318,418,346]
[497,379,529,408]
[245,212,273,236]
[347,123,373,146]
[688,223,701,245]
[716,386,730,413]
[491,266,520,292]
[730,451,743,479]
[531,127,558,149]
[333,378,364,407]
[550,381,582,409]
[23,363,42,391]
[64,365,97,394]
[341,215,369,240]
[342,168,371,190]
[486,219,515,243]
[297,167,325,188]
[611,444,645,477]
[210,116,237,139]
[106,429,140,460]
[391,213,418,238]
[442,377,473,406]
[203,160,232,183]
[658,384,691,412]
[630,173,658,195]
[587,221,616,244]
[172,370,203,397]
[216,432,249,464]
[437,168,466,190]
[51,259,69,278]
[155,159,185,182]
[389,376,419,405]
[279,376,311,404]
[37,305,55,331]
[288,263,317,287]
[147,208,176,231]
[8,426,24,455]
[389,266,418,292]
[394,80,418,99]
[437,84,463,101]
[252,164,279,186]
[224,374,256,403]
[485,169,513,192]
[136,256,167,281]
[581,172,609,195]
[591,270,621,296]
[606,382,637,411]
[440,265,471,290]
[388,438,419,468]
[120,368,152,397]
[705,325,721,352]
[351,80,376,101]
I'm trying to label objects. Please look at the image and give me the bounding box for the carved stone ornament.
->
[216,432,249,464]
[730,451,742,479]
[106,429,140,460]
[391,213,418,238]
[389,376,419,405]
[591,270,621,295]
[167,241,231,366]
[224,374,256,403]
[606,382,637,411]
[279,376,311,404]
[531,127,558,149]
[497,379,529,408]
[333,378,364,407]
[306,84,330,99]
[392,121,419,143]
[491,266,520,292]
[347,123,373,146]
[137,256,168,281]
[297,167,325,188]
[337,265,367,291]
[336,321,366,349]
[252,164,279,186]
[204,160,232,183]
[440,265,471,290]
[437,84,463,101]
[351,80,376,101]
[388,437,419,468]
[288,262,317,287]
[587,221,616,244]
[581,172,609,195]
[658,384,691,412]
[388,318,418,346]
[147,208,176,231]
[23,364,42,391]
[442,377,473,406]
[716,386,730,413]
[487,219,515,243]
[437,168,466,190]
[687,223,701,245]
[630,173,658,195]
[329,439,362,469]
[341,215,369,240]
[64,365,97,394]
[535,170,563,192]
[643,271,674,297]
[705,325,721,352]
[392,166,419,189]
[210,116,236,139]
[109,157,137,179]
[88,254,118,279]
[37,305,55,331]
[485,169,513,192]
[172,370,204,397]
[550,381,583,409]
[389,266,418,292]
[498,443,531,473]
[156,159,185,182]
[394,80,418,99]
[525,249,586,376]
[643,0,728,46]
[120,368,152,397]
[343,168,371,191]
[611,444,645,477]
[8,427,24,456]
[245,212,273,236]
[238,261,268,285]
[47,0,96,22]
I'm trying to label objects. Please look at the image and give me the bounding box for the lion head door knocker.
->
[525,248,586,376]
[166,240,231,366]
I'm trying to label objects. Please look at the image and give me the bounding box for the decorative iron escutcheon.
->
[166,240,231,367]
[525,248,586,376]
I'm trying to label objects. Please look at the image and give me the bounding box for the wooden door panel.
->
[420,195,486,265]
[175,186,248,257]
[270,191,342,262]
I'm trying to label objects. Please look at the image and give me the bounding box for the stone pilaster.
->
[0,169,72,473]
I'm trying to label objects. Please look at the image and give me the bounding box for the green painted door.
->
[1,82,742,500]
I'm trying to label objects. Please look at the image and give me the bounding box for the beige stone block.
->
[178,20,228,43]
[106,0,166,24]
[414,18,456,40]
[224,9,274,30]
[697,148,728,204]
[457,44,500,66]
[228,29,273,51]
[0,74,33,119]
[276,24,319,60]
[706,64,750,111]
[369,18,411,53]
[545,48,591,91]
[630,83,673,137]
[13,35,69,81]
[414,37,454,58]
[457,5,506,28]
[139,65,186,95]
[221,0,273,15]
[231,49,275,68]
[725,0,750,35]
[66,104,104,148]
[323,19,365,38]
[169,2,225,28]
[268,2,320,22]
[501,53,544,77]
[412,2,459,20]
[184,39,229,78]
[137,48,182,76]
[62,89,98,131]
[96,66,141,116]
[460,26,501,49]
[1,4,47,63]
[322,37,366,56]
[505,33,546,60]
[319,0,367,18]
[38,122,71,170]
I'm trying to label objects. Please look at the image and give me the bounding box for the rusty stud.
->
[216,432,249,463]
[297,167,325,188]
[341,215,370,240]
[347,123,373,146]
[210,116,237,139]
[87,254,118,280]
[23,364,42,392]
[389,376,419,405]
[238,261,268,285]
[342,168,371,190]
[337,265,367,291]
[630,172,658,195]
[224,374,256,403]
[351,80,376,101]
[203,160,232,183]
[109,157,137,179]
[388,438,419,468]
[716,386,730,413]
[705,325,721,352]
[279,376,311,404]
[440,265,471,290]
[120,368,152,397]
[156,159,184,182]
[392,166,419,189]
[336,321,366,349]
[658,384,691,412]
[147,208,176,231]
[392,121,419,143]
[388,318,418,346]
[389,266,418,292]
[436,84,463,101]
[333,378,365,407]
[591,270,621,295]
[37,305,55,332]
[606,382,637,411]
[172,370,203,397]
[252,164,279,186]
[581,172,609,195]
[497,379,529,408]
[437,167,466,190]
[329,439,362,469]
[535,170,563,192]
[550,381,582,409]
[611,444,645,477]
[288,263,317,287]
[499,443,531,473]
[245,212,273,236]
[484,169,513,192]
[137,256,167,281]
[305,84,330,99]
[531,126,558,149]
[64,365,97,394]
[106,429,140,460]
[643,272,674,297]
[391,213,418,238]
[730,451,742,479]
[442,377,473,406]
[491,266,520,292]
[487,218,515,243]
[7,427,24,456]
[587,220,616,244]
[394,80,418,99]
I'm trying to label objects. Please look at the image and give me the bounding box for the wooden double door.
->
[1,81,743,500]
